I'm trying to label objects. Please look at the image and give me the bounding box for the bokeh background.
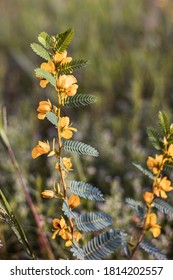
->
[1,0,173,259]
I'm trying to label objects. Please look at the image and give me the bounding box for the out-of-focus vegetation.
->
[1,0,173,259]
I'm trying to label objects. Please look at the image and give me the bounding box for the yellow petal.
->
[40,79,49,88]
[61,129,73,139]
[143,192,154,204]
[32,146,40,159]
[52,218,61,229]
[150,226,161,238]
[52,229,60,239]
[149,213,157,225]
[38,113,46,120]
[68,194,80,209]
[60,217,66,228]
[65,240,73,247]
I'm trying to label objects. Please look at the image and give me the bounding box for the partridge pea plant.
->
[31,29,119,259]
[31,29,173,260]
[129,112,173,259]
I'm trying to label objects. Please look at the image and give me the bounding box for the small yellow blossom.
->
[147,154,165,174]
[32,141,50,159]
[58,116,77,139]
[37,100,52,120]
[52,216,82,246]
[62,157,72,171]
[37,61,55,88]
[56,75,78,98]
[53,50,72,65]
[153,176,173,199]
[68,194,80,209]
[143,192,154,204]
[52,217,68,239]
[41,190,54,198]
[145,213,161,238]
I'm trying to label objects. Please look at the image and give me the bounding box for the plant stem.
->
[130,207,150,260]
[6,141,55,259]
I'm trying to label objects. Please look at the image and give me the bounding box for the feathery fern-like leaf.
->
[132,162,155,180]
[63,140,99,157]
[83,229,122,260]
[70,180,104,201]
[59,59,88,74]
[38,32,54,49]
[64,94,97,108]
[55,28,74,53]
[153,197,173,218]
[46,112,58,126]
[62,200,77,219]
[35,68,56,87]
[31,43,51,61]
[125,198,145,220]
[158,111,170,135]
[70,241,85,260]
[147,127,162,150]
[75,212,112,232]
[139,239,167,260]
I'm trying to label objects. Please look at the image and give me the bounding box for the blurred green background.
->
[1,0,173,259]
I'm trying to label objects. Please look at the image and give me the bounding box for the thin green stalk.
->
[0,122,55,259]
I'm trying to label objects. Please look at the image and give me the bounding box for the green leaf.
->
[59,59,88,74]
[140,239,167,260]
[35,68,56,87]
[132,162,155,180]
[38,32,53,49]
[55,28,74,53]
[62,200,77,219]
[75,212,112,232]
[125,198,145,220]
[83,229,123,260]
[147,127,162,150]
[46,112,58,126]
[64,140,99,157]
[31,43,51,61]
[158,111,170,135]
[70,180,104,201]
[64,94,97,108]
[71,241,84,260]
[153,197,173,218]
[0,189,35,259]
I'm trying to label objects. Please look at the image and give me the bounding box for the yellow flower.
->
[53,50,72,65]
[52,216,82,246]
[41,190,54,198]
[153,176,173,199]
[56,75,78,98]
[65,231,82,247]
[147,154,165,174]
[143,192,154,204]
[58,116,77,139]
[37,100,52,120]
[145,213,161,238]
[37,61,55,88]
[62,157,72,171]
[32,140,50,159]
[52,217,68,239]
[68,194,80,209]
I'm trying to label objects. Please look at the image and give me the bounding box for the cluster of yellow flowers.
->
[143,140,173,238]
[32,48,82,246]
